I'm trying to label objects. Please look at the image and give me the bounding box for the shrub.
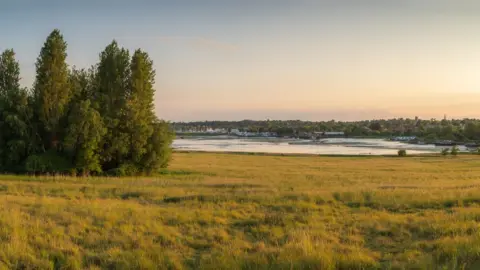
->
[25,151,72,174]
[105,163,139,176]
[397,149,407,157]
[69,168,78,177]
[441,148,450,156]
[451,146,459,156]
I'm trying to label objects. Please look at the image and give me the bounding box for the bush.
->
[477,148,480,155]
[69,168,78,177]
[25,151,72,174]
[451,146,459,156]
[397,149,407,157]
[25,155,45,174]
[441,148,450,156]
[105,163,139,176]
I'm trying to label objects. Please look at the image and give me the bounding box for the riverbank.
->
[173,149,441,157]
[2,152,480,268]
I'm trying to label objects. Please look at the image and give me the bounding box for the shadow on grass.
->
[163,194,228,204]
[158,169,217,177]
[162,194,268,204]
[203,183,264,189]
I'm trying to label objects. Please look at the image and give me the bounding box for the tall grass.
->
[1,153,480,269]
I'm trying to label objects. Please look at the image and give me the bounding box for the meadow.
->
[1,153,480,269]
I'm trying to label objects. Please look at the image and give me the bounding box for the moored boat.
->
[465,143,480,148]
[434,140,457,146]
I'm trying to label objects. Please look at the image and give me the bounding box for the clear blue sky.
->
[2,0,480,121]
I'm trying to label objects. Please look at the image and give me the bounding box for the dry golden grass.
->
[1,152,480,269]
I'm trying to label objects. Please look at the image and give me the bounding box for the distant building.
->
[206,128,227,134]
[324,131,345,136]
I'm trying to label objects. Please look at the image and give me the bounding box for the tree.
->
[0,49,33,171]
[33,29,71,150]
[95,41,131,170]
[464,122,480,141]
[439,125,455,140]
[0,49,20,94]
[369,121,382,131]
[124,49,156,165]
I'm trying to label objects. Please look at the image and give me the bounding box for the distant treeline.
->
[173,119,480,141]
[0,30,173,176]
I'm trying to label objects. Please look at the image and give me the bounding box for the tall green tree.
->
[0,49,20,93]
[0,49,32,171]
[33,29,71,150]
[125,49,156,164]
[95,41,131,171]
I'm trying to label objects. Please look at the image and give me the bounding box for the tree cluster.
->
[174,118,480,142]
[0,30,173,176]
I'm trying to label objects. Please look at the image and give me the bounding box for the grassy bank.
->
[1,153,480,269]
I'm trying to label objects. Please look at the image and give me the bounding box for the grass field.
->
[2,153,480,269]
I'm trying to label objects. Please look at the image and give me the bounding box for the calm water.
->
[173,137,468,155]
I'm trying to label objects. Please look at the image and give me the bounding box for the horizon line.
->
[170,117,474,123]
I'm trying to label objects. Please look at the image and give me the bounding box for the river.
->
[172,137,469,155]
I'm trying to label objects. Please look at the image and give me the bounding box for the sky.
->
[2,0,480,121]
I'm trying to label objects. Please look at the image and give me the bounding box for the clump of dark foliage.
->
[0,30,173,176]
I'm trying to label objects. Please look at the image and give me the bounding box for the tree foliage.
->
[0,50,33,172]
[141,120,174,173]
[33,29,71,150]
[126,50,156,164]
[96,41,131,171]
[64,100,106,175]
[0,29,173,175]
[174,118,480,142]
[450,146,459,156]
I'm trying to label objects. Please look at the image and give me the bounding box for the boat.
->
[434,140,457,146]
[465,143,480,148]
[288,140,325,145]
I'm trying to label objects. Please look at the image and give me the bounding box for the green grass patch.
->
[0,153,480,269]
